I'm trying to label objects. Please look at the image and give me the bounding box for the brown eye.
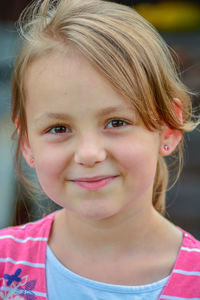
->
[106,120,128,128]
[49,126,70,134]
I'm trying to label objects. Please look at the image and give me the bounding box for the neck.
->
[51,205,169,259]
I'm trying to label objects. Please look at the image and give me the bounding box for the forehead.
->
[24,49,135,113]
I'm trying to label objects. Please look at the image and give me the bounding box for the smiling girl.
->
[0,0,200,299]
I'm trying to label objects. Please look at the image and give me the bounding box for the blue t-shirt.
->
[46,245,169,299]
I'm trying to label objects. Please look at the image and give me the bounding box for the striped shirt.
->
[0,211,200,299]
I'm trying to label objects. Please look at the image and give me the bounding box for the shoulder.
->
[180,229,200,253]
[182,230,200,248]
[0,213,56,298]
[161,229,200,297]
[0,212,56,258]
[175,229,200,269]
[0,212,55,242]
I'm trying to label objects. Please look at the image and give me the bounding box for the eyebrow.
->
[35,105,132,125]
[97,105,131,117]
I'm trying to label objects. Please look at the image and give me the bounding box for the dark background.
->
[0,0,200,238]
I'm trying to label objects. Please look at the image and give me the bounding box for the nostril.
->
[74,147,107,166]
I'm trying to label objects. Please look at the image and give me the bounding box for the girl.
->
[0,0,200,299]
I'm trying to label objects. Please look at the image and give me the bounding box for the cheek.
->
[34,145,71,183]
[111,135,159,179]
[33,149,69,203]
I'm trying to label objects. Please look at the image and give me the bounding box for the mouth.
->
[69,175,119,191]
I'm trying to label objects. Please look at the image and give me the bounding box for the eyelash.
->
[106,119,129,129]
[47,124,71,135]
[46,119,130,135]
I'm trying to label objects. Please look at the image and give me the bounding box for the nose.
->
[74,134,107,167]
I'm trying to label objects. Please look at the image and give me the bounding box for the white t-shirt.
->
[46,245,170,299]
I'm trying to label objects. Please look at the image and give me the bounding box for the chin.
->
[77,206,118,222]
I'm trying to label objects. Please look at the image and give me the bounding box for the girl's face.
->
[23,50,162,221]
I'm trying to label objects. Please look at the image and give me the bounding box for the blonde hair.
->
[11,0,199,214]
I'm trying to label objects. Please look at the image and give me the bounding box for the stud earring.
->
[163,145,169,152]
[30,157,34,164]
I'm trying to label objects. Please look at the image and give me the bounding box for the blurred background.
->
[0,0,200,237]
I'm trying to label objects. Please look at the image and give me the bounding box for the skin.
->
[22,49,183,285]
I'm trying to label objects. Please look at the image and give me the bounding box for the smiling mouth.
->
[70,176,119,191]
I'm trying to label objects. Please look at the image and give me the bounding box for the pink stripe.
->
[175,251,200,272]
[162,272,200,297]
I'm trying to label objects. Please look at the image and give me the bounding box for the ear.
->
[15,117,35,168]
[21,135,35,168]
[159,98,183,157]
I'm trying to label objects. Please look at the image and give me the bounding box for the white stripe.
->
[174,269,200,276]
[181,246,200,253]
[0,235,48,243]
[0,257,45,268]
[160,296,200,300]
[0,286,46,297]
[19,222,35,229]
[19,219,42,229]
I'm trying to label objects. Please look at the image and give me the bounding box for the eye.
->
[106,119,129,129]
[48,125,71,134]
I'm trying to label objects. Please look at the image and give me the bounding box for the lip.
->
[71,175,118,182]
[70,175,119,191]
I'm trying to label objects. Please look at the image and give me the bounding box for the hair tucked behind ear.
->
[11,0,200,215]
[153,157,168,214]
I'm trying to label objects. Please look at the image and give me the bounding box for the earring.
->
[30,157,34,164]
[163,145,169,152]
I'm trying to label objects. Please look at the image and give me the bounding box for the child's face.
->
[23,50,162,221]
